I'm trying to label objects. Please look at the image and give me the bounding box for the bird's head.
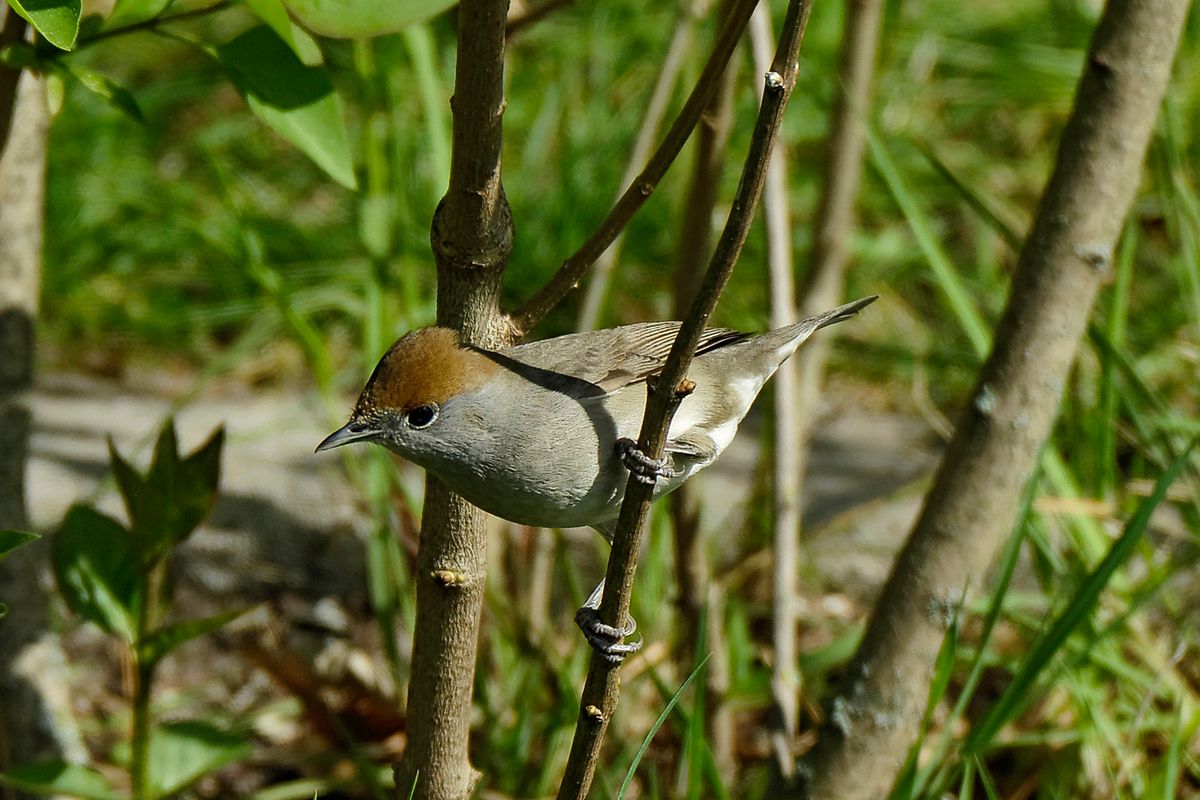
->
[316,327,499,465]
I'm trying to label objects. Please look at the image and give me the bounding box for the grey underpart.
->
[575,578,642,664]
[615,437,674,485]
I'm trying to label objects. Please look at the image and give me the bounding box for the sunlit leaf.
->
[52,62,144,122]
[241,0,323,65]
[0,760,121,800]
[110,422,224,562]
[280,0,455,39]
[102,0,171,29]
[146,721,249,798]
[0,529,38,559]
[217,25,356,189]
[6,0,81,50]
[138,607,254,666]
[51,505,140,642]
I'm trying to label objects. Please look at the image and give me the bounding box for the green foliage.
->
[17,421,251,800]
[107,423,223,564]
[6,0,80,50]
[0,762,121,800]
[141,721,251,798]
[52,505,142,641]
[280,0,457,39]
[216,25,357,189]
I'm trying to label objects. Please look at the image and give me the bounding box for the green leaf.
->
[51,505,141,642]
[0,760,121,800]
[241,0,323,65]
[52,62,144,122]
[280,0,455,39]
[217,26,356,189]
[146,721,249,798]
[0,529,39,559]
[617,654,710,800]
[110,422,224,561]
[138,607,254,666]
[0,602,8,618]
[102,0,172,28]
[7,0,81,50]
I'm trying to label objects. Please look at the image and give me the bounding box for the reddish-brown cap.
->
[355,327,500,414]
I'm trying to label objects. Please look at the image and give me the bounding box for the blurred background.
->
[2,0,1198,797]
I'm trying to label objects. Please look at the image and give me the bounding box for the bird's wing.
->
[503,322,751,396]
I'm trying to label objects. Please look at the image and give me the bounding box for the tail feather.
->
[758,295,878,354]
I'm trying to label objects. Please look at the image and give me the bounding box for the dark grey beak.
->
[315,421,380,453]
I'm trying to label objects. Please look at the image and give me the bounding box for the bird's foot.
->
[615,438,674,485]
[574,606,642,665]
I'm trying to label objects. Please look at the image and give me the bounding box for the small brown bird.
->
[319,296,875,660]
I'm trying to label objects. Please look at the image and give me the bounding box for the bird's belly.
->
[442,462,627,529]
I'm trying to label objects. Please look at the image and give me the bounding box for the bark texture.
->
[798,1,1190,797]
[394,2,514,797]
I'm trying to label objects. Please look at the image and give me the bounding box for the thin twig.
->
[748,2,804,778]
[72,1,232,51]
[668,0,740,780]
[554,1,814,797]
[510,0,762,336]
[575,5,697,331]
[505,0,575,38]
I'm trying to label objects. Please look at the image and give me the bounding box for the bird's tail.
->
[759,295,878,357]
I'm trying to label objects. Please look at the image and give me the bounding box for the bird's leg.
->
[574,578,642,664]
[615,438,675,485]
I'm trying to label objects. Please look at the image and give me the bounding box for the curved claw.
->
[575,607,642,664]
[616,438,674,485]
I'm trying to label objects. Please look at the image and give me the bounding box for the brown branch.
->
[766,0,884,773]
[505,0,574,38]
[797,0,1191,796]
[575,5,697,332]
[395,1,515,798]
[668,0,740,781]
[748,2,802,777]
[555,1,814,796]
[510,0,762,336]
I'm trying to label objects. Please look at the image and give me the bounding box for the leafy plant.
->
[0,421,250,800]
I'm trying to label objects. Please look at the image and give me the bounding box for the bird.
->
[318,295,876,661]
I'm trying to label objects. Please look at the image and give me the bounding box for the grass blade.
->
[966,436,1198,752]
[616,653,712,800]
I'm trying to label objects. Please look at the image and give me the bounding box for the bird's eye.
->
[406,404,439,429]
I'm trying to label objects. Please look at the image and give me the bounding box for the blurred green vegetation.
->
[28,0,1200,797]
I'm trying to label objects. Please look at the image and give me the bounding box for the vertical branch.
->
[0,7,59,777]
[748,1,801,776]
[556,1,814,796]
[763,0,885,773]
[670,0,740,778]
[396,1,515,798]
[798,0,1191,797]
